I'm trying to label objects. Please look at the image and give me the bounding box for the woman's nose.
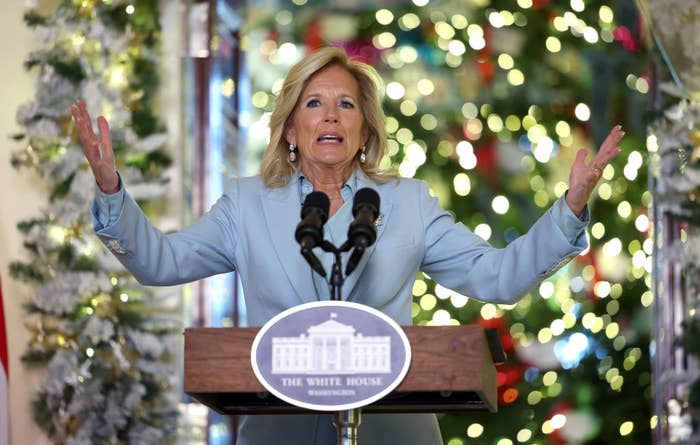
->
[324,106,338,123]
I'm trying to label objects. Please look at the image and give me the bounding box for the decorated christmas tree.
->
[9,1,179,443]
[242,0,651,443]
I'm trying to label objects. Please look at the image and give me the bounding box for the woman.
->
[71,47,623,444]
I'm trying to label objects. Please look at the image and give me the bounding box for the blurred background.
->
[2,0,698,444]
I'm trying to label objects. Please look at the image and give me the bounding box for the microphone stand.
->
[314,239,362,445]
[317,240,353,302]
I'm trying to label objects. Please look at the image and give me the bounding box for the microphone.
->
[345,188,380,275]
[295,191,330,277]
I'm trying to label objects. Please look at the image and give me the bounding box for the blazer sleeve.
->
[419,181,588,304]
[92,180,240,286]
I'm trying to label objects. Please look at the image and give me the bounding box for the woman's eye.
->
[306,99,321,107]
[339,100,354,109]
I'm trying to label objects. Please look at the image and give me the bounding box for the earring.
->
[360,145,366,164]
[289,143,297,162]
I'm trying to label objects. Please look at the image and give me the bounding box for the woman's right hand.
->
[70,99,120,194]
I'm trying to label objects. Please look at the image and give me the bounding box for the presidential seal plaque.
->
[251,300,412,412]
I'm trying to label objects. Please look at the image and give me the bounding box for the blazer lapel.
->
[342,171,392,301]
[260,179,318,304]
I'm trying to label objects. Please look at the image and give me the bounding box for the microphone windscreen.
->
[352,188,380,217]
[302,191,330,222]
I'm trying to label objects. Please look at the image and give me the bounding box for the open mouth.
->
[317,135,343,143]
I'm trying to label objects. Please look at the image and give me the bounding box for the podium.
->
[184,325,505,415]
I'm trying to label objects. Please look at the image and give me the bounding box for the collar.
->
[297,169,358,204]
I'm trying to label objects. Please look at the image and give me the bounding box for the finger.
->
[594,126,624,166]
[70,102,87,129]
[71,102,102,163]
[71,101,91,134]
[600,125,624,151]
[76,101,95,131]
[96,116,115,164]
[595,141,623,166]
[573,148,588,168]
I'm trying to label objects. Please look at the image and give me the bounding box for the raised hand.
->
[70,99,120,194]
[565,125,625,216]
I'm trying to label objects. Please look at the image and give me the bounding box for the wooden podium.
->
[184,325,505,415]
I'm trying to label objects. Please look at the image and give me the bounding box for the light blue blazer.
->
[94,169,588,445]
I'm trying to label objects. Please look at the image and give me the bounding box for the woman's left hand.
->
[565,125,625,216]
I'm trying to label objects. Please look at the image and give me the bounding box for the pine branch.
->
[31,393,57,437]
[9,261,45,284]
[23,10,47,27]
[21,349,55,368]
[16,218,45,234]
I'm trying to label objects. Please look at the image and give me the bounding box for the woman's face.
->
[285,64,368,176]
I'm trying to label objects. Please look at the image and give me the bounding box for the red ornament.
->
[501,387,519,404]
[332,40,381,65]
[496,364,524,387]
[476,314,513,352]
[476,26,495,85]
[304,17,324,51]
[612,25,641,52]
[476,59,495,85]
[474,138,499,186]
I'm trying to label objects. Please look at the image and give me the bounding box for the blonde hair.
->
[260,47,394,188]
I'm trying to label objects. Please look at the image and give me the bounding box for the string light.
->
[574,103,591,121]
[451,14,468,29]
[467,423,484,438]
[474,223,492,240]
[620,421,634,436]
[400,100,418,116]
[386,82,405,100]
[516,429,532,442]
[417,78,435,95]
[453,173,471,196]
[461,102,478,119]
[583,27,599,43]
[488,11,506,28]
[376,9,394,24]
[373,32,397,49]
[435,21,456,39]
[419,294,437,310]
[492,195,510,214]
[450,292,469,308]
[480,304,498,319]
[399,13,421,30]
[599,5,614,23]
[412,280,428,296]
[276,10,293,25]
[398,46,419,63]
[420,114,438,130]
[546,36,562,53]
[431,309,453,325]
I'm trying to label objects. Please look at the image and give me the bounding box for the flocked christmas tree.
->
[242,0,652,443]
[9,1,178,443]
